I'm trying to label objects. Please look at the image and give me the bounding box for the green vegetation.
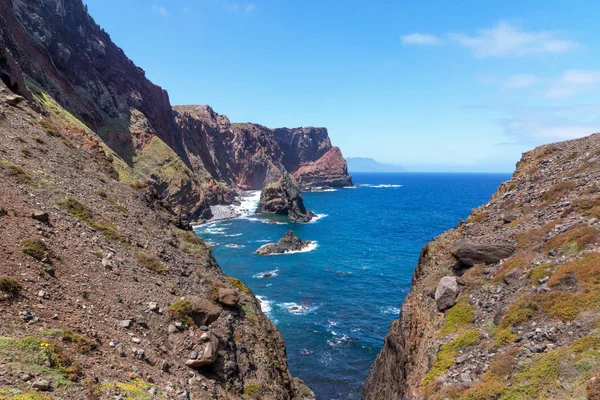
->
[33,137,46,145]
[168,299,191,315]
[0,389,57,399]
[0,276,21,299]
[0,337,78,388]
[527,263,555,286]
[58,197,122,241]
[101,378,156,399]
[439,297,474,337]
[573,195,600,219]
[1,160,33,184]
[21,238,50,261]
[40,329,96,354]
[466,212,488,223]
[20,148,31,157]
[423,329,480,387]
[226,277,251,294]
[135,252,167,274]
[494,297,538,347]
[543,225,599,256]
[243,382,264,399]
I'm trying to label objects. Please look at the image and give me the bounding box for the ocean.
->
[194,172,510,399]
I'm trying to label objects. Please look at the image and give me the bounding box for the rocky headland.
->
[256,174,316,223]
[0,0,320,398]
[255,231,312,255]
[364,133,600,399]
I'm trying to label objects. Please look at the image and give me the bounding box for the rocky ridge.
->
[364,133,600,399]
[0,0,351,223]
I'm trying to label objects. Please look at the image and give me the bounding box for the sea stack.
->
[255,231,312,255]
[256,174,316,222]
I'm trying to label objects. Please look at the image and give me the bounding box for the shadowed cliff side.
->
[364,133,600,399]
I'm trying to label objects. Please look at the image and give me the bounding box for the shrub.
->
[423,329,480,387]
[135,252,167,274]
[1,160,33,184]
[58,197,122,241]
[543,225,599,256]
[226,277,251,294]
[22,238,50,261]
[40,118,60,137]
[0,276,21,299]
[439,297,474,337]
[542,181,576,203]
[20,147,31,157]
[33,136,46,144]
[243,382,263,399]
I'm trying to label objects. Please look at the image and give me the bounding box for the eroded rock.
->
[255,230,312,255]
[256,174,316,222]
[435,276,459,311]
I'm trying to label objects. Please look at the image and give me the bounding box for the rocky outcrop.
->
[255,231,312,255]
[450,240,515,269]
[256,175,316,222]
[293,147,352,188]
[434,276,459,311]
[364,133,600,399]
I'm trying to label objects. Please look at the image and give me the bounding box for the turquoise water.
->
[194,172,510,399]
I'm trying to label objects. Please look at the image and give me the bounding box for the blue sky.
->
[84,0,600,172]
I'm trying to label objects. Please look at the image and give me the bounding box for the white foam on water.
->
[256,295,273,314]
[232,191,261,217]
[225,233,243,237]
[327,333,352,348]
[244,216,288,225]
[265,241,318,255]
[250,239,272,243]
[253,269,280,279]
[279,302,319,315]
[308,214,328,224]
[360,184,403,188]
[225,244,245,249]
[380,306,401,315]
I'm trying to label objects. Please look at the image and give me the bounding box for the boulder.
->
[31,210,49,223]
[450,240,515,268]
[255,174,316,222]
[435,276,459,311]
[218,288,239,306]
[255,231,311,255]
[185,332,219,368]
[502,210,521,223]
[32,379,51,391]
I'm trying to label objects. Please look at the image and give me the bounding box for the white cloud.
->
[503,74,538,89]
[450,21,579,57]
[404,21,580,58]
[545,70,600,99]
[152,5,169,16]
[401,33,443,46]
[500,106,600,143]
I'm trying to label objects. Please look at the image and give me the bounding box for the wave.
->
[256,295,273,314]
[278,302,318,315]
[265,241,318,255]
[253,269,280,279]
[231,190,261,217]
[225,244,245,249]
[380,306,401,315]
[225,233,242,237]
[249,239,272,243]
[327,332,352,348]
[244,216,288,225]
[360,184,403,188]
[308,214,328,224]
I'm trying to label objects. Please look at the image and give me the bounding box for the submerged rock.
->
[255,231,311,255]
[255,174,316,222]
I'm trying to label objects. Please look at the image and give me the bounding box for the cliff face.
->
[174,106,352,191]
[364,134,600,399]
[0,1,318,398]
[0,0,351,222]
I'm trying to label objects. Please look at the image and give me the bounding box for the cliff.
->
[364,134,600,399]
[0,1,319,398]
[0,0,351,223]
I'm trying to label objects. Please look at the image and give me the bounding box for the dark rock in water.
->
[450,240,515,269]
[256,174,316,222]
[255,231,311,255]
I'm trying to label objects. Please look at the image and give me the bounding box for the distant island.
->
[346,157,405,173]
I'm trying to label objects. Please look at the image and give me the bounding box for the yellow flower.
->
[40,342,49,348]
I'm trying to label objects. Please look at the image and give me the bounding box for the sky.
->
[83,0,600,172]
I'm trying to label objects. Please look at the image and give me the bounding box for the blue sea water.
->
[194,172,510,399]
